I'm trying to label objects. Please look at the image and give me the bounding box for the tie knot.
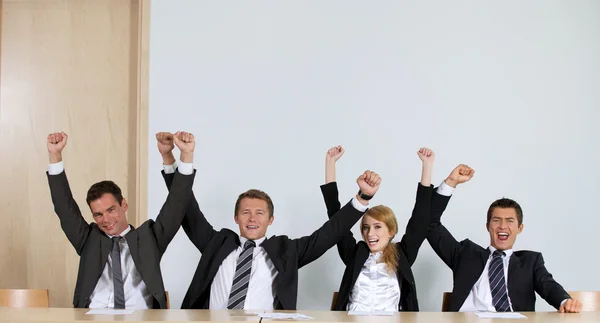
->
[244,240,256,249]
[493,250,505,258]
[112,236,122,243]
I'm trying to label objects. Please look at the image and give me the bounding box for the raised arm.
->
[152,131,197,254]
[320,146,357,265]
[46,132,90,255]
[427,164,474,268]
[156,132,216,253]
[298,170,381,268]
[397,147,435,266]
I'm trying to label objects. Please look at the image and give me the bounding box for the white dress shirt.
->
[48,160,193,309]
[164,161,368,310]
[347,251,400,312]
[459,246,514,312]
[210,236,279,310]
[435,181,567,312]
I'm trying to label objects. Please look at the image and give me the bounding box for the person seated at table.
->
[46,131,196,309]
[320,146,435,312]
[427,164,582,313]
[156,132,381,310]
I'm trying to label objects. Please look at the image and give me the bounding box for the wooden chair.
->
[0,289,49,308]
[567,291,600,312]
[441,292,452,312]
[165,291,170,309]
[330,292,339,310]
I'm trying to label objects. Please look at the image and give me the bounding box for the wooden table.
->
[0,308,598,323]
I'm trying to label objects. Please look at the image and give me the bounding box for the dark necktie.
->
[227,240,256,309]
[111,236,126,309]
[488,250,511,312]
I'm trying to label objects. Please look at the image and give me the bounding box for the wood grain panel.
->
[0,0,149,307]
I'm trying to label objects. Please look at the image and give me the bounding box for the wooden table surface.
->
[0,308,598,323]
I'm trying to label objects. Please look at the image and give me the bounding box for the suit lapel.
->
[125,226,141,273]
[351,243,369,287]
[204,236,239,292]
[262,237,287,277]
[506,252,523,302]
[454,248,490,310]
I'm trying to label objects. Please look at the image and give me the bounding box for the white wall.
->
[148,0,600,311]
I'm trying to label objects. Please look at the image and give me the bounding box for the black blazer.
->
[427,191,571,311]
[320,182,433,312]
[47,169,195,308]
[162,171,367,310]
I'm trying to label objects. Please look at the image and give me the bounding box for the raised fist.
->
[173,131,195,153]
[156,132,175,155]
[417,147,435,164]
[326,146,345,163]
[446,164,475,187]
[357,170,382,196]
[47,132,68,154]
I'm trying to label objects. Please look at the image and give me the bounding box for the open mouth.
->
[367,239,379,247]
[247,225,258,230]
[497,232,509,241]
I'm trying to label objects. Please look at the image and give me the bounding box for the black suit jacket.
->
[47,169,195,308]
[320,182,433,312]
[162,171,367,310]
[427,191,571,311]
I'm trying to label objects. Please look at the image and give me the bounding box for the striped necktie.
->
[488,250,511,312]
[227,240,256,309]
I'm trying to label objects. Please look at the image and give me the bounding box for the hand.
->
[156,132,175,156]
[417,147,435,164]
[326,146,345,164]
[47,132,68,163]
[559,298,582,313]
[445,164,475,187]
[356,170,381,197]
[47,132,68,154]
[173,131,195,153]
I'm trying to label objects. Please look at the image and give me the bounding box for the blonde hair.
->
[362,205,399,273]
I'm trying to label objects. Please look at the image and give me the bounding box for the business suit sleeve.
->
[295,200,365,268]
[162,170,216,253]
[320,182,358,266]
[397,183,433,266]
[152,169,196,254]
[532,253,571,310]
[47,171,91,255]
[426,189,462,268]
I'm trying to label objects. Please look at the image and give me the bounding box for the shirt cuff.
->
[48,161,64,175]
[436,181,454,196]
[351,196,368,212]
[177,161,193,175]
[163,161,177,174]
[560,299,569,307]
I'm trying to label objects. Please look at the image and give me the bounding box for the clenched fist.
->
[445,164,475,187]
[357,170,381,197]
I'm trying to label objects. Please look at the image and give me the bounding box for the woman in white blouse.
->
[320,146,435,312]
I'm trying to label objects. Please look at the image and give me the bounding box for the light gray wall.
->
[148,0,600,311]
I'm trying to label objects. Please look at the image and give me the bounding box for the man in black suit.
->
[428,164,582,313]
[155,132,380,310]
[46,131,196,309]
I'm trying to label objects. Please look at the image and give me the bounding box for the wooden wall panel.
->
[0,0,149,307]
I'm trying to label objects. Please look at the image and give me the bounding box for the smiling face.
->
[86,180,130,236]
[89,193,129,236]
[360,205,398,253]
[234,189,274,240]
[486,198,524,251]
